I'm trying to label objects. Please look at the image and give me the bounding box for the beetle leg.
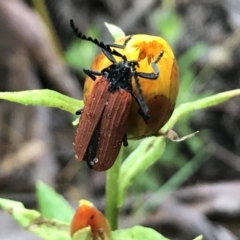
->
[137,71,158,80]
[105,35,132,49]
[75,108,83,115]
[136,51,164,80]
[103,35,132,61]
[131,91,149,123]
[83,68,103,80]
[102,48,118,63]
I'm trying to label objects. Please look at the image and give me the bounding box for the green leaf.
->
[0,198,39,227]
[0,198,70,240]
[0,90,82,114]
[163,89,240,131]
[72,227,93,240]
[112,226,169,240]
[105,23,125,40]
[36,181,75,224]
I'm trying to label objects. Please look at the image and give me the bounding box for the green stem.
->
[105,148,123,230]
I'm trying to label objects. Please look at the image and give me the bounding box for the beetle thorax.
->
[102,60,136,93]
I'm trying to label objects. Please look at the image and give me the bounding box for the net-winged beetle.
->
[71,20,164,171]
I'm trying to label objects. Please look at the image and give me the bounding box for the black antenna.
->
[70,19,123,58]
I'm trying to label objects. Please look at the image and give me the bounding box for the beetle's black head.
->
[102,59,140,93]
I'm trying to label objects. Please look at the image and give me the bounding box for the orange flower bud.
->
[70,200,111,240]
[84,35,179,139]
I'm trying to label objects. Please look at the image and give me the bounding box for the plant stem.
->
[105,148,123,230]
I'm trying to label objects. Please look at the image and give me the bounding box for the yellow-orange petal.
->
[83,34,179,139]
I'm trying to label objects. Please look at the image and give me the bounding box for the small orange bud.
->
[70,200,111,240]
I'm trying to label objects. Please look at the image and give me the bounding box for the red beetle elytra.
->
[74,75,132,170]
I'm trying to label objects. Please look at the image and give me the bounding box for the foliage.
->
[36,181,75,223]
[0,197,70,240]
[0,186,170,240]
[0,65,239,240]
